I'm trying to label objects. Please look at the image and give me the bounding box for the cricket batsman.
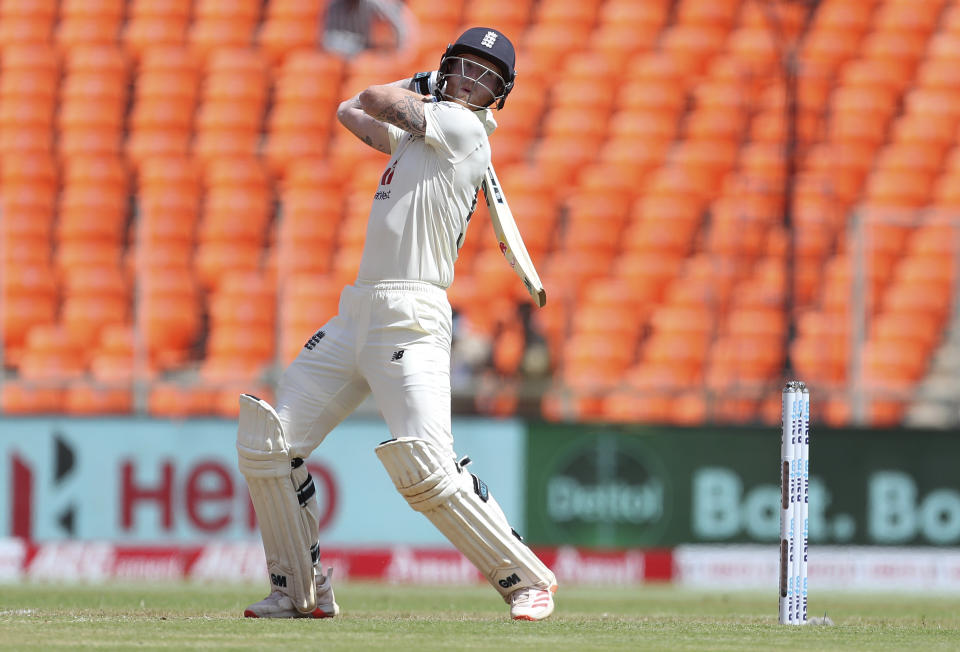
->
[237,27,558,621]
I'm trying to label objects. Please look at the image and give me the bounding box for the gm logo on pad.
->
[481,31,498,48]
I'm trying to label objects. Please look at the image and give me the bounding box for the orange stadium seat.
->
[138,298,201,370]
[0,99,53,136]
[841,58,914,95]
[123,16,188,58]
[790,334,848,386]
[1,184,56,231]
[59,0,125,20]
[602,390,674,424]
[907,220,959,257]
[861,337,930,384]
[193,240,264,292]
[0,382,65,414]
[58,129,124,159]
[64,383,133,416]
[663,268,732,308]
[675,0,740,29]
[659,24,730,75]
[589,23,658,65]
[492,322,526,377]
[257,0,323,65]
[1,66,59,102]
[614,66,687,109]
[926,28,960,61]
[935,171,960,208]
[147,382,215,418]
[0,45,59,84]
[862,29,930,66]
[188,0,261,59]
[598,0,669,27]
[134,71,198,107]
[1,151,58,194]
[708,333,784,384]
[1,258,56,321]
[129,95,195,134]
[18,325,87,383]
[684,107,747,142]
[626,353,705,396]
[0,18,54,48]
[199,186,271,240]
[60,297,128,350]
[464,0,532,40]
[752,0,811,33]
[812,1,874,34]
[520,23,591,77]
[801,27,864,71]
[872,310,943,354]
[136,206,197,252]
[884,279,951,322]
[609,109,678,147]
[0,0,57,22]
[88,325,141,384]
[872,0,941,35]
[126,131,192,170]
[648,305,716,340]
[56,14,125,50]
[830,86,898,124]
[127,0,192,21]
[534,0,599,27]
[202,73,267,109]
[561,333,635,388]
[571,301,644,342]
[642,330,711,375]
[893,115,957,151]
[875,142,946,176]
[207,319,275,367]
[863,169,935,208]
[541,249,613,304]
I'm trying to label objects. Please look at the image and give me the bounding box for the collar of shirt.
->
[472,108,497,136]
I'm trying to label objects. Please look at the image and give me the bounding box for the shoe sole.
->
[243,607,338,619]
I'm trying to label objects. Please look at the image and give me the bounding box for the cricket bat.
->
[482,163,547,307]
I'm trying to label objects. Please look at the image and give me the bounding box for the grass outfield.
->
[1,583,959,651]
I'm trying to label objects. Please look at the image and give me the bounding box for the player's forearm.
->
[337,92,391,153]
[358,82,430,136]
[336,77,423,150]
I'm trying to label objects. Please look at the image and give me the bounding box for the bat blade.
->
[482,164,547,307]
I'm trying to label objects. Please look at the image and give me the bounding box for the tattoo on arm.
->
[372,96,427,136]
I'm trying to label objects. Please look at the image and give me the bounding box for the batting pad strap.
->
[237,394,317,614]
[375,438,459,512]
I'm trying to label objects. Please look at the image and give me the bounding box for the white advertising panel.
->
[0,416,525,545]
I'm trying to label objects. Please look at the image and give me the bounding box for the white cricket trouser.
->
[275,280,454,458]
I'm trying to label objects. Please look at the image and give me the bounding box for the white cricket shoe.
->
[244,567,340,619]
[509,583,557,621]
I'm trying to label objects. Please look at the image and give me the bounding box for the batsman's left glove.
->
[412,71,439,100]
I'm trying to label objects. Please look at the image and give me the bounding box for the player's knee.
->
[237,393,291,477]
[375,437,460,512]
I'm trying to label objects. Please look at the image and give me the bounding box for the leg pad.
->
[238,394,318,613]
[376,437,556,598]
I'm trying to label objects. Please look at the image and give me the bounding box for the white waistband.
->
[354,279,447,295]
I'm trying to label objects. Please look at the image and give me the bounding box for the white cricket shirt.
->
[356,101,497,288]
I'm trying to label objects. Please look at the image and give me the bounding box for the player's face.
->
[442,54,503,109]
